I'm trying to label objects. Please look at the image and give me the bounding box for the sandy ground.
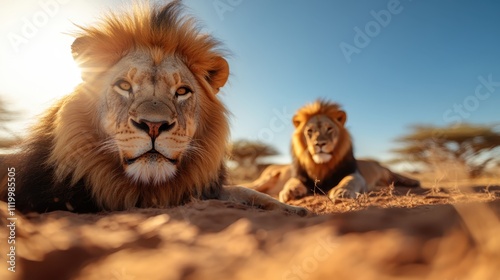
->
[1,184,500,280]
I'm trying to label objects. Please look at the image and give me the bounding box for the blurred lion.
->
[0,2,306,215]
[247,160,419,198]
[245,100,419,201]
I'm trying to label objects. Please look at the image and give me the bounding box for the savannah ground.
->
[1,169,500,280]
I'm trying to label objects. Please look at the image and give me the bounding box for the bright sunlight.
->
[0,1,104,136]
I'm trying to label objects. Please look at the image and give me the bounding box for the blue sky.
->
[1,0,499,164]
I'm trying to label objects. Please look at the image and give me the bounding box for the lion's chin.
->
[312,153,332,164]
[124,155,178,184]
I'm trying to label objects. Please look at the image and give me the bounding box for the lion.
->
[245,100,419,202]
[0,2,306,215]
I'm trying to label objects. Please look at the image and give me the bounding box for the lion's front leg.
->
[328,171,367,199]
[220,186,308,216]
[278,178,308,203]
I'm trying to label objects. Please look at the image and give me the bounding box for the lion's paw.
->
[272,203,309,217]
[328,172,366,200]
[246,196,309,216]
[328,187,358,200]
[279,178,308,203]
[221,186,309,216]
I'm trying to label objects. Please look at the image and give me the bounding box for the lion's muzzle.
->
[131,119,176,139]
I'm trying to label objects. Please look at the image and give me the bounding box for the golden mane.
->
[3,1,230,212]
[292,100,352,181]
[71,0,228,92]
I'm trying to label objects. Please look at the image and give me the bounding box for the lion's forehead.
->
[306,115,337,131]
[116,52,198,92]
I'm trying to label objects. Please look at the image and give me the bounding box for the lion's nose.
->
[131,119,176,139]
[315,141,326,149]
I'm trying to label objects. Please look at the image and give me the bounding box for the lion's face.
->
[302,115,341,164]
[37,2,232,210]
[292,102,348,167]
[291,100,352,182]
[100,50,202,184]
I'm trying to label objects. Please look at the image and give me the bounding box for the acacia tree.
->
[229,140,279,180]
[390,123,500,178]
[230,139,279,167]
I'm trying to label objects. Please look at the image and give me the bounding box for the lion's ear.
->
[71,37,92,81]
[206,56,229,94]
[71,36,86,61]
[335,110,347,126]
[71,36,117,81]
[292,114,301,128]
[71,36,96,81]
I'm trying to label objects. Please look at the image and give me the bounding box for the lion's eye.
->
[326,127,334,134]
[175,86,192,96]
[175,86,193,101]
[306,129,313,137]
[113,80,133,93]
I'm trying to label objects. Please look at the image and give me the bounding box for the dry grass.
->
[284,183,499,214]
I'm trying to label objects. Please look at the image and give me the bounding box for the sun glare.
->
[1,36,82,135]
[0,1,106,136]
[20,40,82,97]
